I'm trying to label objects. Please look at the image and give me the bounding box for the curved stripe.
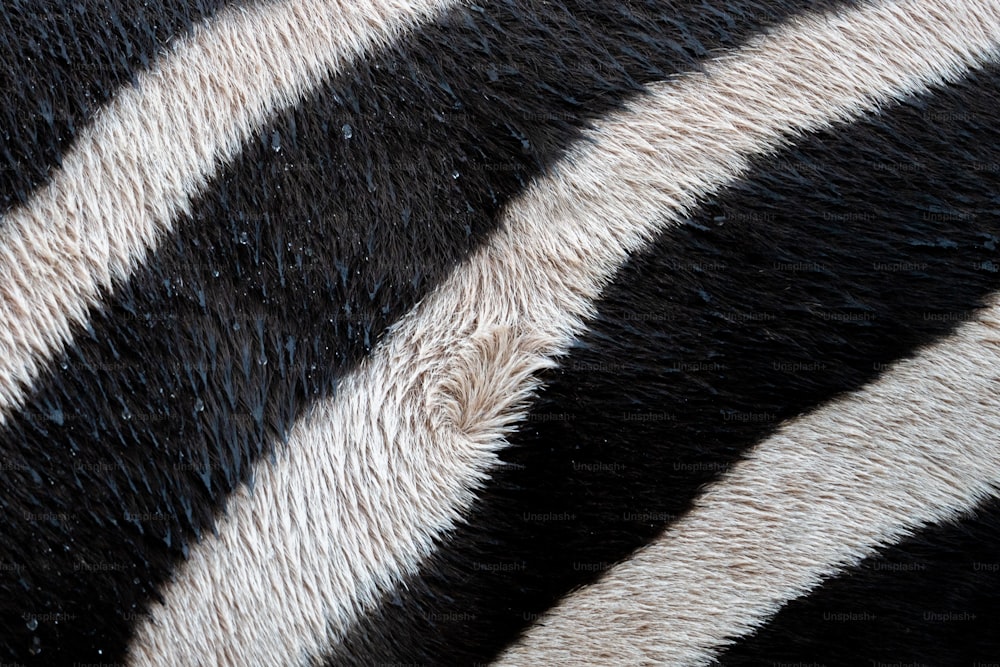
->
[130,0,1000,663]
[718,498,1000,665]
[497,287,1000,666]
[0,0,238,213]
[324,61,1000,666]
[0,0,452,423]
[1,1,858,661]
[0,1,851,662]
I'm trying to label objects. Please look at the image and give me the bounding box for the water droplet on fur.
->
[233,322,241,331]
[342,123,353,139]
[238,232,249,245]
[452,170,460,179]
[25,618,38,631]
[212,270,220,278]
[194,398,205,413]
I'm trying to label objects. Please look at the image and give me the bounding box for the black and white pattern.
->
[1,0,999,665]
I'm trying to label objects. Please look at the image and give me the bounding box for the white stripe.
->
[0,0,452,422]
[128,0,1000,664]
[497,301,1000,667]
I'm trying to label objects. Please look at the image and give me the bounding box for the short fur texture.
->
[2,0,1000,665]
[133,1,1000,663]
[719,498,1000,665]
[500,286,1000,664]
[334,55,1000,667]
[0,0,449,419]
[0,0,234,212]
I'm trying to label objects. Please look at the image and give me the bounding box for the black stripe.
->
[0,0,238,213]
[716,498,1000,666]
[0,0,845,662]
[324,64,1000,666]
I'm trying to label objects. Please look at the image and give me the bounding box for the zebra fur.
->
[1,0,999,665]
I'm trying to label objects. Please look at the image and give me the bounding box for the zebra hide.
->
[2,0,1000,664]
